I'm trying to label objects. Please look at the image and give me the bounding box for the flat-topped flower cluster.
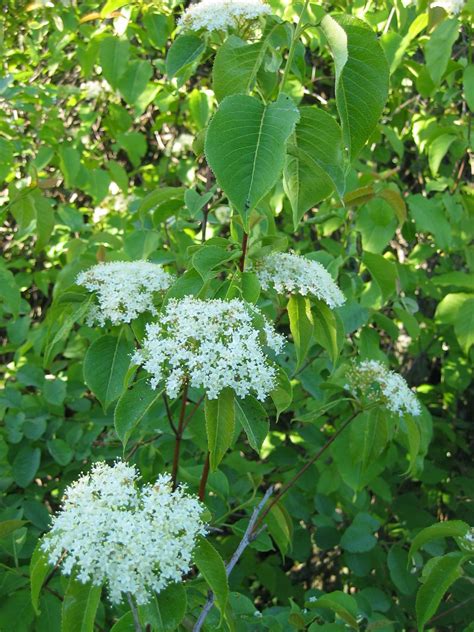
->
[255,251,345,309]
[133,297,284,400]
[346,359,421,417]
[41,461,206,605]
[178,0,271,32]
[77,261,174,326]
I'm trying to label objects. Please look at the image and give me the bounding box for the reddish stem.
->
[198,452,211,501]
[239,232,248,272]
[171,382,189,488]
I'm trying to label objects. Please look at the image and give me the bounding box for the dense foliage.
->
[0,0,473,631]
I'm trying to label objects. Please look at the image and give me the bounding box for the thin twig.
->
[252,412,360,532]
[239,232,249,272]
[127,592,143,632]
[182,395,205,431]
[193,487,274,631]
[163,393,178,436]
[171,382,189,488]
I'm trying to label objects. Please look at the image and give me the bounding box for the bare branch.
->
[192,486,274,632]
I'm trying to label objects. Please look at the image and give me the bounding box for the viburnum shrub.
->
[0,0,472,630]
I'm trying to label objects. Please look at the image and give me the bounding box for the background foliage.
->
[0,0,473,630]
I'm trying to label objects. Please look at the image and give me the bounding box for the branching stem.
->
[127,593,143,632]
[193,487,274,631]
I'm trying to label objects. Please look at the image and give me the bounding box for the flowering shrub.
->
[0,0,472,631]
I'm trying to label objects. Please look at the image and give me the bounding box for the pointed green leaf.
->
[409,521,470,561]
[30,541,52,615]
[236,396,269,453]
[83,332,134,412]
[321,14,389,160]
[415,553,464,632]
[213,36,265,101]
[115,379,163,448]
[166,34,205,78]
[194,538,228,615]
[205,389,235,471]
[284,106,345,228]
[425,18,459,86]
[62,578,101,632]
[270,366,293,420]
[287,294,314,370]
[315,591,359,629]
[205,94,299,225]
[312,299,341,364]
[118,60,153,106]
[99,37,130,88]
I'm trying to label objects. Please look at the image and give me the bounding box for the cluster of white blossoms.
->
[346,360,421,417]
[431,0,465,14]
[41,461,206,605]
[178,0,271,32]
[133,297,285,400]
[77,261,174,326]
[255,252,345,309]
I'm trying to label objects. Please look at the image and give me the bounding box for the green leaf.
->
[166,34,205,78]
[425,18,459,85]
[315,591,359,629]
[192,244,235,280]
[403,415,421,476]
[114,379,163,448]
[355,198,397,254]
[143,13,169,49]
[212,35,265,101]
[408,194,452,251]
[350,409,389,477]
[265,503,292,557]
[235,396,269,453]
[409,521,469,561]
[454,298,474,354]
[312,299,341,364]
[0,262,21,317]
[205,94,299,226]
[415,553,464,632]
[428,134,456,176]
[362,252,398,302]
[30,542,52,615]
[194,538,229,616]
[284,106,345,228]
[139,583,187,631]
[13,446,41,488]
[464,64,474,112]
[270,366,293,421]
[288,294,314,370]
[110,612,134,632]
[99,37,130,88]
[83,332,134,412]
[47,439,74,466]
[387,545,418,596]
[61,578,101,632]
[205,389,235,471]
[0,519,28,538]
[321,14,389,160]
[241,271,261,303]
[118,60,153,106]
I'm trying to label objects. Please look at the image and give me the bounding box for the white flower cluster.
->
[178,0,271,32]
[255,252,345,309]
[77,261,174,326]
[346,360,421,417]
[431,0,465,14]
[133,297,285,400]
[41,461,206,605]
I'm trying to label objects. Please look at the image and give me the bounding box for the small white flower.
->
[346,360,421,417]
[178,0,271,32]
[77,261,174,326]
[41,461,206,605]
[308,596,317,603]
[431,0,465,14]
[254,610,263,618]
[133,297,285,400]
[255,252,345,309]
